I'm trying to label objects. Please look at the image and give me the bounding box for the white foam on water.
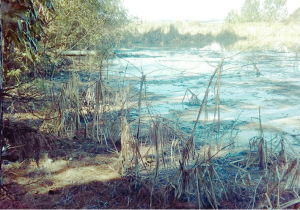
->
[115,44,300,153]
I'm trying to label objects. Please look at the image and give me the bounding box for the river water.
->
[110,43,300,154]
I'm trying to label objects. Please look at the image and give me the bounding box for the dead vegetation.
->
[1,54,300,209]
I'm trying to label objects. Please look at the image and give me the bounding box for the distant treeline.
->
[225,0,300,23]
[122,23,246,48]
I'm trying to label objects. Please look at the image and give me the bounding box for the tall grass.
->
[123,20,300,51]
[223,21,300,51]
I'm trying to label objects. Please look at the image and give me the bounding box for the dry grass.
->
[2,52,300,209]
[123,20,241,47]
[223,22,300,51]
[2,137,300,209]
[128,21,223,36]
[124,20,300,51]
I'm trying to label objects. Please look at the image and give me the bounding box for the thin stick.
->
[258,106,266,170]
[217,65,221,148]
[190,59,224,138]
[252,176,262,209]
[150,122,159,208]
[213,166,228,200]
[136,74,145,167]
[280,198,300,209]
[206,142,235,162]
[207,166,218,209]
[196,168,202,209]
[136,75,145,140]
[229,163,249,173]
[265,193,273,209]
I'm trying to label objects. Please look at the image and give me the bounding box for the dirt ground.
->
[1,136,199,209]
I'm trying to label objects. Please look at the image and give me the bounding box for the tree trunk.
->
[0,0,4,199]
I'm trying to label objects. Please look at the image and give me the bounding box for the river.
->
[110,43,300,155]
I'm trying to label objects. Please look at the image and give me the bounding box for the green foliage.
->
[44,0,129,54]
[2,0,55,85]
[225,9,240,24]
[288,7,300,22]
[240,0,261,22]
[3,0,129,85]
[262,0,288,22]
[225,0,288,23]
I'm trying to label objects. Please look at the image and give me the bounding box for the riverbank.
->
[122,20,300,51]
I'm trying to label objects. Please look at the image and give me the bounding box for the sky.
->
[123,0,300,21]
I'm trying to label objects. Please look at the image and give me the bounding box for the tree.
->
[1,0,129,85]
[225,9,240,24]
[288,7,300,22]
[2,0,55,85]
[240,0,261,22]
[0,0,55,198]
[262,0,288,22]
[39,0,129,78]
[43,0,129,54]
[0,0,4,195]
